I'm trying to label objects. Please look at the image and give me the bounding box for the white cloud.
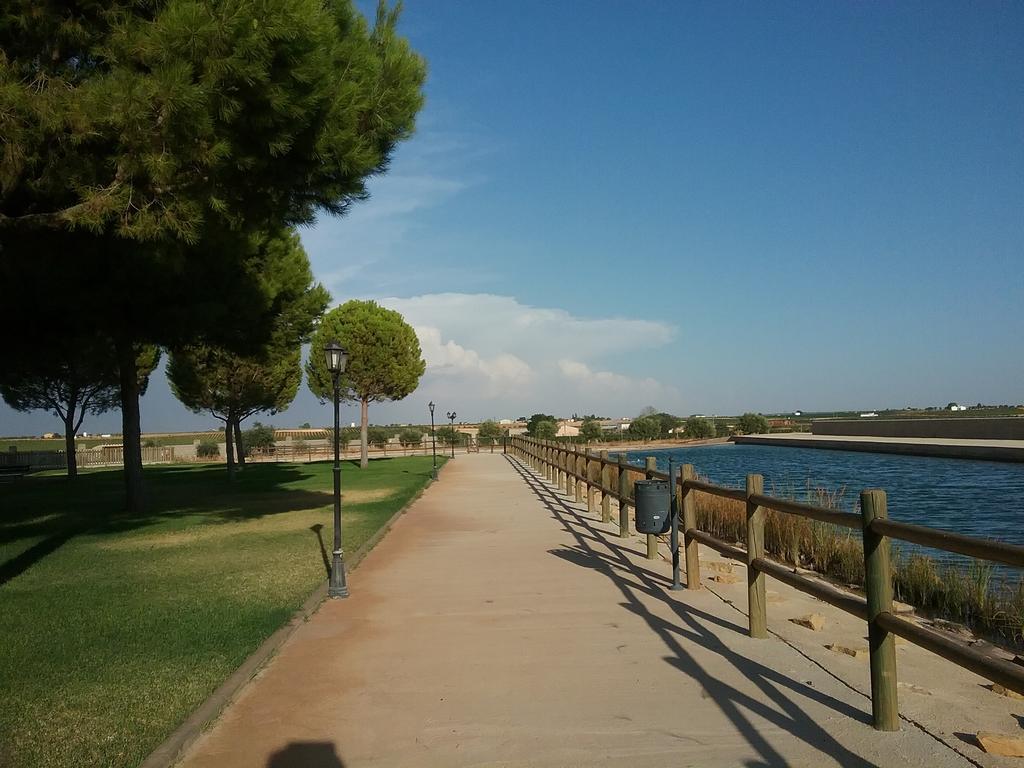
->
[371,293,680,419]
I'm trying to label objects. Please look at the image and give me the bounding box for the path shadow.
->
[266,741,345,767]
[505,454,880,768]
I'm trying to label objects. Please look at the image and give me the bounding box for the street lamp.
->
[446,411,457,458]
[428,401,438,480]
[325,341,349,599]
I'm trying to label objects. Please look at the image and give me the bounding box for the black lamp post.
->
[446,411,457,458]
[325,341,350,599]
[428,401,438,480]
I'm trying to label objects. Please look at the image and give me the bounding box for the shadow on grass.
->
[0,462,333,586]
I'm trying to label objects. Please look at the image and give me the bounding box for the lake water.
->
[623,443,1024,549]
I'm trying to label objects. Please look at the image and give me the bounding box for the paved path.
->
[178,453,1008,768]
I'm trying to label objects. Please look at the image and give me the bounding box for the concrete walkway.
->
[177,453,1014,768]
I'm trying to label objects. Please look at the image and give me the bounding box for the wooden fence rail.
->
[508,435,1024,732]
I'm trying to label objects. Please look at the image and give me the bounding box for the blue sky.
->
[3,1,1023,435]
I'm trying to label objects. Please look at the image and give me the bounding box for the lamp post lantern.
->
[428,401,438,480]
[446,411,457,458]
[325,341,350,598]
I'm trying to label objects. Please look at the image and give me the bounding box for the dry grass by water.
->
[693,484,1024,646]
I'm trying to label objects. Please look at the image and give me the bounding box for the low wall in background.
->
[811,417,1024,440]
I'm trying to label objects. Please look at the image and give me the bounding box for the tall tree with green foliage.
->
[307,300,425,468]
[534,420,558,440]
[0,0,426,512]
[580,418,603,442]
[683,416,715,439]
[168,230,328,476]
[477,420,503,445]
[737,413,770,434]
[629,416,661,442]
[526,414,557,437]
[0,342,159,478]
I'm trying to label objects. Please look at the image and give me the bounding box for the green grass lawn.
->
[0,457,440,768]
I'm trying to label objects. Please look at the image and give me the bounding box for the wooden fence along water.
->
[507,435,1024,731]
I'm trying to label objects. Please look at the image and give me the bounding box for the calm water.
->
[623,444,1024,548]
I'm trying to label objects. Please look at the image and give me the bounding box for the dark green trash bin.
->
[634,479,671,534]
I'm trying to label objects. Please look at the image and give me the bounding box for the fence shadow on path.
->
[504,454,881,768]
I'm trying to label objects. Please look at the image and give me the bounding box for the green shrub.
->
[683,416,715,439]
[736,412,769,434]
[196,441,219,458]
[399,428,423,446]
[241,422,275,454]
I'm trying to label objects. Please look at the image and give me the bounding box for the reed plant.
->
[692,482,1024,646]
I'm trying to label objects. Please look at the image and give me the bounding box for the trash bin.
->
[634,479,671,534]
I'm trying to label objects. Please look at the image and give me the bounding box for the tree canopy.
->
[307,300,425,467]
[534,420,558,440]
[526,414,557,437]
[580,418,603,442]
[477,420,503,445]
[628,416,661,442]
[0,0,426,242]
[0,0,426,511]
[0,341,159,477]
[167,229,327,475]
[737,413,770,434]
[683,416,715,439]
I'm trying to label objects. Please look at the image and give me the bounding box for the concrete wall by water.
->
[811,417,1024,440]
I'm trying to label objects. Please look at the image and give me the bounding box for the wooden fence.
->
[508,435,1024,731]
[244,437,498,463]
[1,446,176,469]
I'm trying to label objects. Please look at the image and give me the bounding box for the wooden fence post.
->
[600,451,611,523]
[586,451,596,514]
[682,464,700,589]
[618,454,630,538]
[645,457,658,560]
[575,448,583,502]
[746,474,767,639]
[862,489,899,731]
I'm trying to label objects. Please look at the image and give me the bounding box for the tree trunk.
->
[63,410,78,480]
[234,418,245,468]
[360,398,369,469]
[116,338,145,514]
[224,413,236,477]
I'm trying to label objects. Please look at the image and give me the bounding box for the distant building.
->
[41,432,58,439]
[556,422,580,438]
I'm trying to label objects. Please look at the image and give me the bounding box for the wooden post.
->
[862,489,899,731]
[575,448,583,502]
[645,456,658,560]
[600,451,611,523]
[746,474,767,639]
[546,442,553,481]
[618,454,630,538]
[682,464,700,589]
[586,451,596,514]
